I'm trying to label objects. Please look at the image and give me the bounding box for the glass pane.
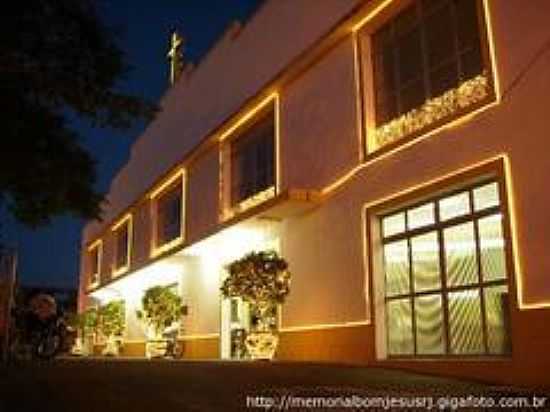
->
[439,191,471,221]
[415,294,445,355]
[455,0,481,50]
[448,290,484,354]
[382,213,406,237]
[387,299,414,355]
[473,182,500,211]
[478,214,507,281]
[429,61,459,98]
[90,248,99,275]
[116,226,129,268]
[425,4,455,67]
[384,240,410,296]
[400,78,426,115]
[407,203,435,230]
[412,232,441,292]
[398,27,423,84]
[461,46,483,80]
[444,222,478,287]
[484,286,512,354]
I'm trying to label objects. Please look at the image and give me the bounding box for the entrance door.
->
[219,237,281,360]
[221,297,252,359]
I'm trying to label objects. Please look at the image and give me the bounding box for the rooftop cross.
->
[167,30,184,86]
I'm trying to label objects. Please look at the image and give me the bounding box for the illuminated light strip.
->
[218,92,278,142]
[360,154,548,311]
[111,213,132,231]
[87,238,102,252]
[280,320,370,333]
[361,207,372,323]
[321,100,499,196]
[274,93,282,194]
[351,0,395,33]
[150,237,184,258]
[352,31,366,162]
[180,333,220,341]
[502,157,549,310]
[483,0,502,101]
[148,168,186,200]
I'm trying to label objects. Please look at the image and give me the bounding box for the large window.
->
[154,182,183,250]
[381,180,511,357]
[230,110,275,206]
[368,0,492,148]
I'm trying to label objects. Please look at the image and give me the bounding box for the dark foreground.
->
[0,359,547,411]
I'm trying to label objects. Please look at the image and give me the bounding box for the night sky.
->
[2,0,263,289]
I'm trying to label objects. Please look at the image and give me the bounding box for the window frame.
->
[150,169,186,257]
[229,111,276,207]
[111,214,133,277]
[364,159,518,360]
[358,0,497,154]
[381,179,511,358]
[219,98,278,221]
[87,239,102,289]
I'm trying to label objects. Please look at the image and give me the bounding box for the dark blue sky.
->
[2,0,263,289]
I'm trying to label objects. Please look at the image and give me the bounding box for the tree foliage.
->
[221,250,291,304]
[1,0,156,226]
[136,286,184,336]
[98,300,125,338]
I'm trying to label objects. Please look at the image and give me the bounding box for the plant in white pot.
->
[98,300,125,356]
[70,307,99,356]
[136,285,184,359]
[221,250,291,360]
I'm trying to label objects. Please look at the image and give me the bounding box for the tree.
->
[0,0,156,227]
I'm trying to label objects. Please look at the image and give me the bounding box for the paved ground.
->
[0,359,546,411]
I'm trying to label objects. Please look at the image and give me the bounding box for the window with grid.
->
[381,181,511,357]
[230,110,275,206]
[372,0,487,125]
[114,221,130,271]
[155,184,182,247]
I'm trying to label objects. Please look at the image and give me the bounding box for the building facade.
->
[79,0,550,386]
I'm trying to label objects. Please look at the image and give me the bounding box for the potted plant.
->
[221,250,291,360]
[136,285,184,358]
[69,307,99,356]
[98,300,125,356]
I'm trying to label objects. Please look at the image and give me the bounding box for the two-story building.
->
[79,0,550,386]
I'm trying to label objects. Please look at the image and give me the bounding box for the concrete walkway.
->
[0,359,546,411]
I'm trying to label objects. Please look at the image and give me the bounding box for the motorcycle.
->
[9,293,67,361]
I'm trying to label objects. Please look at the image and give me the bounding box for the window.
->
[113,216,132,275]
[381,181,511,357]
[230,109,275,206]
[155,183,183,248]
[88,241,102,288]
[150,172,185,256]
[367,0,492,148]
